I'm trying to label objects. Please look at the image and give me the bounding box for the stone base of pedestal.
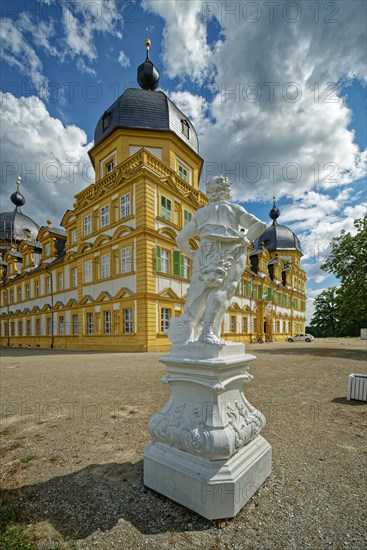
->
[144,435,272,520]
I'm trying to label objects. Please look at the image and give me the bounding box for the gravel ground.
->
[0,339,366,549]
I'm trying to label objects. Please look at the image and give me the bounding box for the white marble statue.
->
[168,176,266,345]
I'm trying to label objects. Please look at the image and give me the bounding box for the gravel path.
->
[1,339,366,549]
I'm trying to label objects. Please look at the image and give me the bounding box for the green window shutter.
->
[173,250,180,276]
[267,287,273,301]
[156,245,162,272]
[173,251,185,277]
[248,281,252,297]
[258,284,263,299]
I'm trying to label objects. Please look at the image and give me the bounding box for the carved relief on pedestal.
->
[148,392,265,461]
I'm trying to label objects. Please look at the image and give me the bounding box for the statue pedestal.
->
[143,343,272,520]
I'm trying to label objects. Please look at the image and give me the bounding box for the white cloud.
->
[143,0,366,201]
[62,7,97,61]
[76,58,97,76]
[274,189,366,304]
[142,0,215,83]
[165,90,210,135]
[0,18,49,99]
[0,93,93,226]
[61,0,123,62]
[118,50,130,68]
[0,0,124,88]
[143,0,366,304]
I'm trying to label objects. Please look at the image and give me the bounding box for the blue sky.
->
[1,0,366,322]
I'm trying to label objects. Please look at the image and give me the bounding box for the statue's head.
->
[206,176,231,202]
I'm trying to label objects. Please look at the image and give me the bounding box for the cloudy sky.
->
[1,0,366,321]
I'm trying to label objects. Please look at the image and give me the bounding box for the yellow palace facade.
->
[0,43,306,352]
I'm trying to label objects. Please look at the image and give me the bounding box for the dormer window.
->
[107,161,114,173]
[102,112,111,131]
[181,119,190,139]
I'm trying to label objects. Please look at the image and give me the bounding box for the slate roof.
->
[254,222,302,254]
[94,88,199,154]
[0,209,40,243]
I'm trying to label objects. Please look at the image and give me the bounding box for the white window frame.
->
[123,307,133,334]
[59,316,65,336]
[120,193,131,219]
[87,312,94,334]
[101,205,110,228]
[46,277,51,294]
[161,308,171,333]
[106,161,114,173]
[242,317,248,333]
[84,214,92,236]
[230,315,236,333]
[45,243,51,257]
[72,314,79,336]
[71,229,78,244]
[58,272,63,291]
[35,280,40,296]
[104,310,112,334]
[72,267,77,287]
[184,209,192,226]
[84,260,92,283]
[101,254,110,279]
[184,257,190,279]
[160,196,172,221]
[121,247,131,273]
[161,249,170,274]
[175,157,192,184]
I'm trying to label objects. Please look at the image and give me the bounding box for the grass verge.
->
[0,487,36,550]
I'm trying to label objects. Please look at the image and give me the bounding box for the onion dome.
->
[137,38,160,91]
[269,197,280,222]
[10,190,26,208]
[254,198,302,254]
[0,177,40,249]
[93,38,199,153]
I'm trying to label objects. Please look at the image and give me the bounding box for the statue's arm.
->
[176,219,198,259]
[239,210,267,242]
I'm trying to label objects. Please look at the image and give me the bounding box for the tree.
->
[311,217,367,336]
[311,288,341,336]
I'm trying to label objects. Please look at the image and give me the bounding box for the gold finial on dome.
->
[144,29,151,58]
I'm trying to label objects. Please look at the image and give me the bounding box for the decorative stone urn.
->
[144,177,272,519]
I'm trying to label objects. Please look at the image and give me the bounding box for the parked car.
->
[287,334,314,343]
